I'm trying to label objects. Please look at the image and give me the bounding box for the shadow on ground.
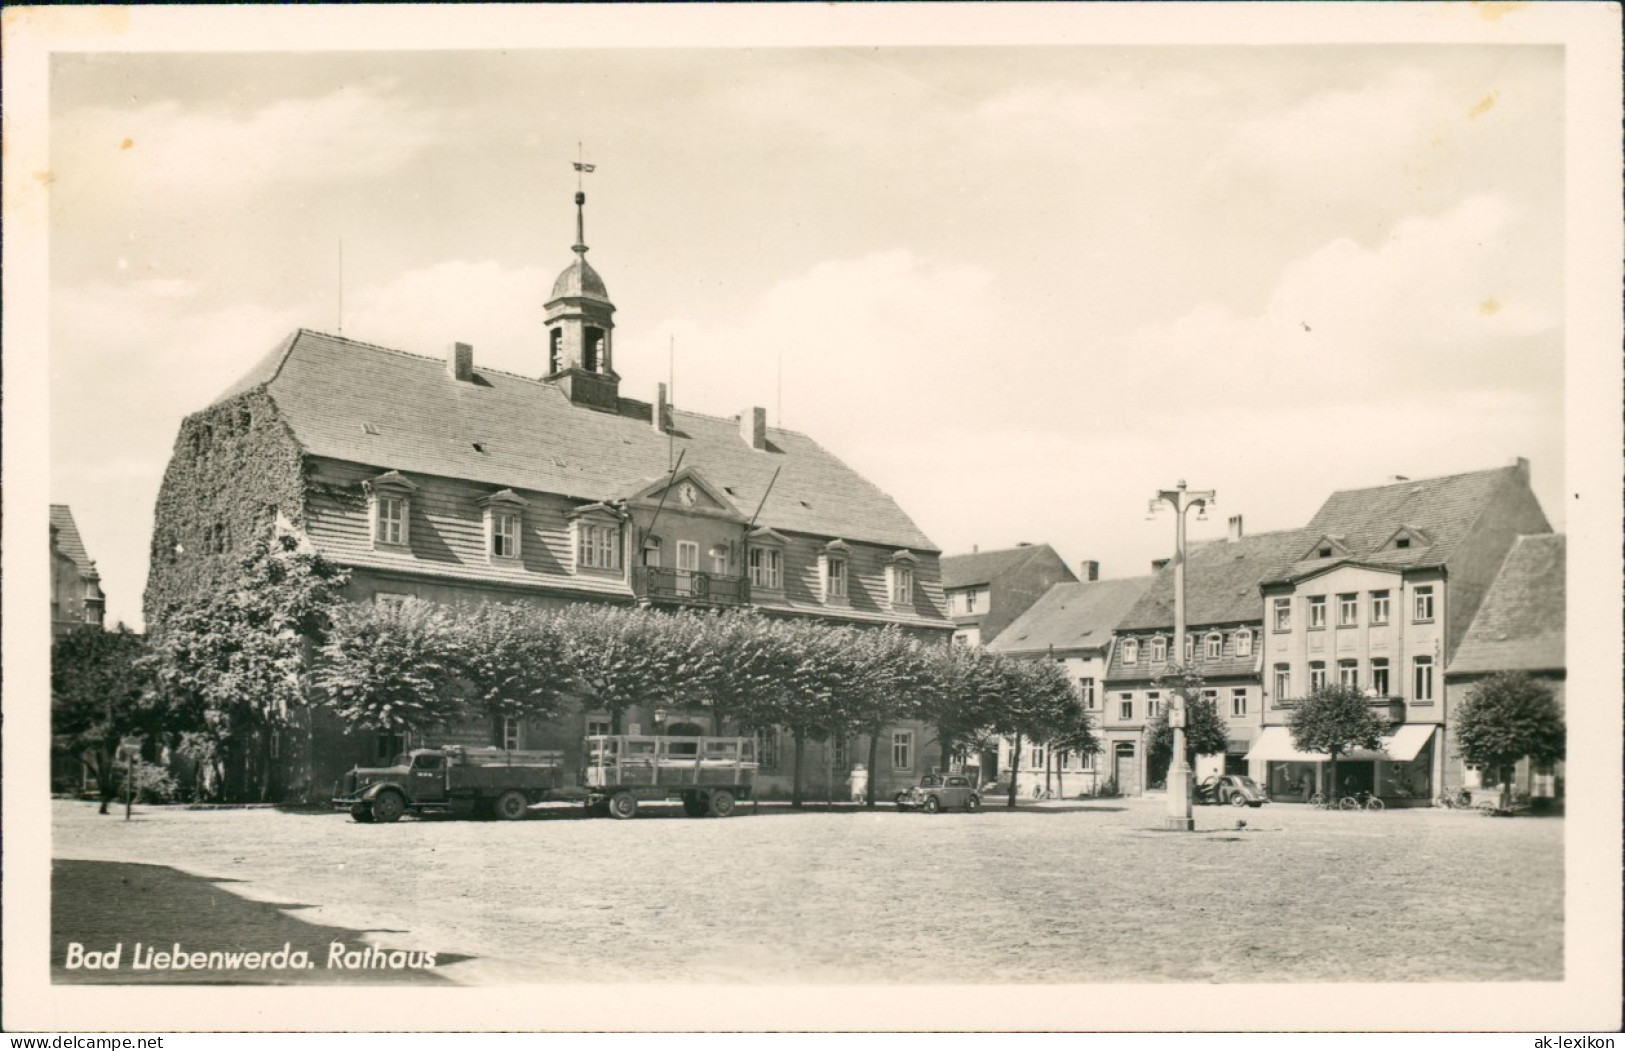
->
[53,860,466,984]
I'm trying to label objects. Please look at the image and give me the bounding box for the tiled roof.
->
[49,505,95,574]
[1271,466,1538,581]
[1117,528,1311,631]
[1448,534,1565,675]
[941,545,1057,589]
[213,330,937,551]
[987,577,1154,656]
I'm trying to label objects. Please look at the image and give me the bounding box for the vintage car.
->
[1195,774,1269,808]
[895,773,981,813]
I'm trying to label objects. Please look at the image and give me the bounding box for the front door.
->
[1114,741,1140,796]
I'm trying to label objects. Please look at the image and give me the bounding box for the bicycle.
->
[1307,792,1337,810]
[1435,787,1472,809]
[1338,790,1384,812]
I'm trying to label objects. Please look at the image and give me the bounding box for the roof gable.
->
[622,466,744,521]
[49,505,96,575]
[941,544,1060,589]
[220,330,936,551]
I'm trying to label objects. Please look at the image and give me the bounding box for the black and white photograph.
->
[4,2,1620,1035]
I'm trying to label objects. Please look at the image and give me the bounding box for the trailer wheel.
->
[495,790,529,821]
[371,790,406,824]
[708,789,736,818]
[608,791,639,820]
[350,804,375,823]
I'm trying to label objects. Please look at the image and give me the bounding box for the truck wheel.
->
[371,790,406,824]
[923,795,941,814]
[350,804,375,823]
[608,791,638,820]
[708,789,736,818]
[495,790,529,821]
[682,794,707,817]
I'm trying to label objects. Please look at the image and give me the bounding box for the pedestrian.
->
[1299,770,1314,803]
[847,762,867,804]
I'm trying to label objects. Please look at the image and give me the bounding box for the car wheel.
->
[1231,793,1250,808]
[495,790,529,821]
[371,790,405,824]
[965,795,980,813]
[923,795,941,814]
[608,791,639,820]
[350,804,375,824]
[708,789,736,818]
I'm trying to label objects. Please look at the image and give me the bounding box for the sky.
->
[45,41,1567,631]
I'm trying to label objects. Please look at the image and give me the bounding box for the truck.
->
[333,734,757,822]
[578,734,758,819]
[334,746,563,823]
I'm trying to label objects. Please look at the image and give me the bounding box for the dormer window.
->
[886,550,919,609]
[365,471,417,549]
[820,539,850,604]
[748,528,788,592]
[1122,639,1139,665]
[1149,637,1167,663]
[1234,630,1253,658]
[1395,538,1410,549]
[479,489,528,563]
[568,503,624,573]
[1204,633,1223,660]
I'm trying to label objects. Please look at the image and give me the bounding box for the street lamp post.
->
[1149,480,1215,832]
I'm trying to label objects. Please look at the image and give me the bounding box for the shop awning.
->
[1246,724,1435,763]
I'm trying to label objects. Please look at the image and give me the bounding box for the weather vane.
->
[574,141,595,190]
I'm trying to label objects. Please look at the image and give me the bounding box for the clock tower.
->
[544,190,620,411]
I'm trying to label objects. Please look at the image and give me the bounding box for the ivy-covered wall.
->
[144,389,309,628]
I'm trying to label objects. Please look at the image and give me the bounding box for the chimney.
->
[1152,557,1171,572]
[1080,560,1100,581]
[1510,456,1530,483]
[740,406,767,450]
[652,382,669,434]
[1228,515,1244,542]
[447,341,473,382]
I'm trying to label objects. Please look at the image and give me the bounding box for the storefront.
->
[1247,724,1437,806]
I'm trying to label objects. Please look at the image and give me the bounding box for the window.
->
[268,731,281,760]
[584,327,606,372]
[1202,689,1219,711]
[206,521,231,555]
[376,732,407,764]
[1274,664,1291,701]
[826,557,847,599]
[1146,693,1162,719]
[1204,634,1222,660]
[757,729,780,769]
[1370,590,1390,625]
[1184,635,1195,663]
[1338,593,1358,626]
[1309,661,1327,691]
[749,547,783,589]
[1078,677,1096,710]
[578,523,621,570]
[676,540,699,572]
[377,495,406,546]
[891,731,914,771]
[491,511,521,560]
[587,719,612,738]
[1370,659,1390,696]
[709,545,730,575]
[1413,585,1435,623]
[1412,656,1434,703]
[366,472,417,549]
[963,590,979,614]
[549,329,563,374]
[1030,744,1047,771]
[1122,639,1139,665]
[1307,596,1327,629]
[501,716,521,751]
[1273,597,1292,632]
[642,536,662,567]
[1231,688,1248,718]
[832,736,850,771]
[891,566,914,605]
[1079,751,1095,772]
[1119,695,1134,721]
[375,592,411,610]
[1338,659,1358,689]
[1395,537,1411,550]
[1234,630,1252,658]
[1150,637,1167,662]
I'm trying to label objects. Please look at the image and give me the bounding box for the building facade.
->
[145,190,953,802]
[1443,533,1565,805]
[987,573,1153,797]
[1251,461,1551,804]
[51,505,106,638]
[939,544,1078,649]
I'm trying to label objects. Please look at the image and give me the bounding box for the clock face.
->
[677,483,697,507]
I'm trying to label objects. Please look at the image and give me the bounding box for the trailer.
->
[579,734,758,818]
[334,746,564,822]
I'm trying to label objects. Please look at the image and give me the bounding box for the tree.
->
[52,625,161,813]
[558,605,686,733]
[1453,672,1565,811]
[1146,664,1227,787]
[843,627,929,808]
[997,657,1089,805]
[146,535,347,800]
[1287,684,1387,799]
[455,602,573,726]
[314,599,469,735]
[916,644,1003,774]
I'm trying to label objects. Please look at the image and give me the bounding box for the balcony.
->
[631,566,750,608]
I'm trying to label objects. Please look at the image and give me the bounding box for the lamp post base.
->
[1163,815,1195,831]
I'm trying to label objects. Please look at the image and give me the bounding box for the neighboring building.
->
[987,573,1153,797]
[1444,533,1565,804]
[145,189,953,802]
[1251,460,1551,805]
[1104,518,1307,796]
[940,544,1078,648]
[51,505,105,637]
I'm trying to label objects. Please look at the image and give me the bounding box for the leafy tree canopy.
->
[1454,672,1565,773]
[1288,684,1386,760]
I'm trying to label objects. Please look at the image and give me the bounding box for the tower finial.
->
[572,144,596,256]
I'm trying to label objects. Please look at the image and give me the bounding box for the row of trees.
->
[53,537,1096,806]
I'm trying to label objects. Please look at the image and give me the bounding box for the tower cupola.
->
[544,189,619,410]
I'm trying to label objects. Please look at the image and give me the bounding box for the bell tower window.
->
[549,329,564,375]
[585,327,607,373]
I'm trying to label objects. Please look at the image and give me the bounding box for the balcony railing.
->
[631,566,750,607]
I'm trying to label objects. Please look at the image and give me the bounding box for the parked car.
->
[1196,774,1269,808]
[895,773,981,813]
